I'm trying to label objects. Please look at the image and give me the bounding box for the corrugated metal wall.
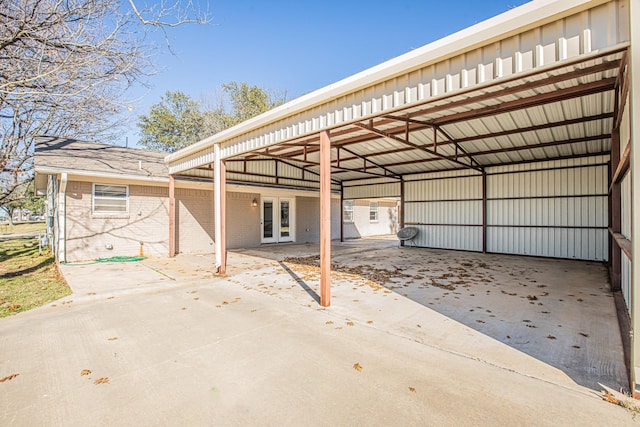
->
[404,173,483,251]
[402,156,609,260]
[343,177,400,199]
[487,157,609,260]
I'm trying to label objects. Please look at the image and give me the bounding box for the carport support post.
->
[214,144,227,275]
[340,183,344,242]
[320,130,331,307]
[169,175,176,257]
[482,170,487,253]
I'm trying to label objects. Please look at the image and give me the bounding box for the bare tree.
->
[0,0,208,206]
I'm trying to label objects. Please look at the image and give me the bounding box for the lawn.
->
[0,222,46,235]
[0,237,71,318]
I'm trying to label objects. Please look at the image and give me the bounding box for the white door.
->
[261,197,277,243]
[261,197,295,244]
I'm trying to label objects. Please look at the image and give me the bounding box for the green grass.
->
[0,222,46,235]
[0,238,71,318]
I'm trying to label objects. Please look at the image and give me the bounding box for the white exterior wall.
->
[487,157,609,260]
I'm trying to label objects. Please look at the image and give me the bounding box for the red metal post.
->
[320,130,332,307]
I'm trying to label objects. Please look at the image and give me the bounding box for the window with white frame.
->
[343,200,354,223]
[369,201,378,222]
[93,184,128,214]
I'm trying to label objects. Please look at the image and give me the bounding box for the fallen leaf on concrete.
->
[0,373,19,382]
[367,320,373,324]
[573,345,581,349]
[353,363,362,372]
[181,307,187,311]
[547,335,556,340]
[579,332,589,337]
[81,370,91,376]
[250,309,257,313]
[106,296,115,300]
[193,297,200,301]
[325,321,334,325]
[222,301,229,305]
[409,387,416,393]
[87,292,96,295]
[107,337,118,341]
[603,391,619,405]
[346,321,354,327]
[94,377,109,385]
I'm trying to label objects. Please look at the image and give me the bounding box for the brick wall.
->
[226,192,261,248]
[175,188,214,254]
[64,181,170,261]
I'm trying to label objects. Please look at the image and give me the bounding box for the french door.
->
[261,197,294,244]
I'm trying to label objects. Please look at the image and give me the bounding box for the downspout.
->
[58,173,68,263]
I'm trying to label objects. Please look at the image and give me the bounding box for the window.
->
[343,200,354,223]
[369,201,378,222]
[93,184,128,214]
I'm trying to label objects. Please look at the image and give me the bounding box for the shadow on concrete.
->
[277,261,320,304]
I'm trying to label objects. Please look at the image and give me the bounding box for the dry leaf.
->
[366,320,373,324]
[94,377,109,385]
[346,321,354,327]
[546,335,556,340]
[250,309,257,313]
[181,307,187,311]
[579,332,589,337]
[603,391,619,405]
[80,370,91,376]
[325,321,334,325]
[0,373,19,383]
[353,363,362,372]
[409,387,416,393]
[107,337,118,341]
[193,297,200,301]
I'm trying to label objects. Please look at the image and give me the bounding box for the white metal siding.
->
[343,182,401,199]
[487,159,609,260]
[404,174,483,251]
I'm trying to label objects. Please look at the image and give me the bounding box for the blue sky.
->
[123,0,530,147]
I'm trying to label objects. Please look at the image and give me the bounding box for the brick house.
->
[34,137,397,262]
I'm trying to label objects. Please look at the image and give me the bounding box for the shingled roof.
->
[34,137,168,178]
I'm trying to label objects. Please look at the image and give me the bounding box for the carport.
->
[165,0,640,395]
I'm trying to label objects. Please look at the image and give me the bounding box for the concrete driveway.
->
[0,245,637,426]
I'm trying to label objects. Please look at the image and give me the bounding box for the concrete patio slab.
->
[0,241,636,426]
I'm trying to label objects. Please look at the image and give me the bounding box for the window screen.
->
[93,184,128,214]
